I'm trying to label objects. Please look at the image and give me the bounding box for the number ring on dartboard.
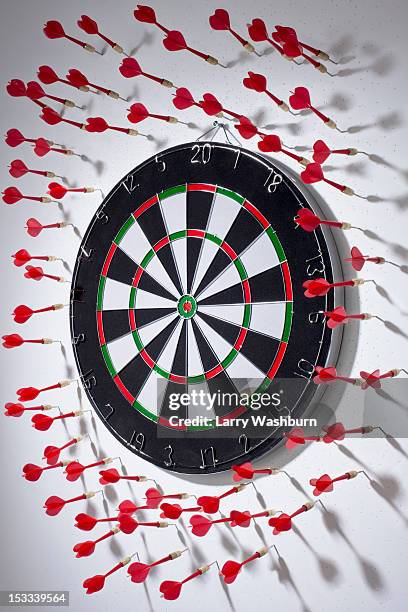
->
[71,142,343,473]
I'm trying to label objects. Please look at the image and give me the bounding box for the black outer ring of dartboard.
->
[70,141,338,474]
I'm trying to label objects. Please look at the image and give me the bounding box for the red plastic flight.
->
[44,490,100,516]
[23,266,65,283]
[2,334,56,348]
[360,368,402,390]
[313,366,359,386]
[145,487,190,509]
[17,379,72,403]
[197,485,246,513]
[303,277,367,298]
[159,564,214,600]
[231,462,278,482]
[9,160,60,180]
[37,65,90,91]
[295,208,352,232]
[313,140,358,164]
[243,72,289,111]
[66,69,125,99]
[40,107,85,130]
[85,117,143,136]
[128,549,187,584]
[247,19,285,55]
[345,246,385,271]
[323,306,372,329]
[43,20,98,53]
[65,458,112,482]
[32,411,83,431]
[127,102,179,124]
[23,461,67,482]
[289,87,339,129]
[284,427,321,449]
[310,470,360,495]
[47,182,95,199]
[12,249,60,267]
[99,468,147,484]
[269,502,315,534]
[13,302,65,323]
[258,135,309,166]
[4,402,54,417]
[301,163,354,195]
[43,435,83,465]
[83,555,134,595]
[2,186,54,206]
[209,9,255,53]
[220,546,271,584]
[25,218,70,237]
[119,57,174,88]
[77,15,128,54]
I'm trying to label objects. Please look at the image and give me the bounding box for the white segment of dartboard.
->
[197,303,244,326]
[239,230,281,279]
[134,288,177,310]
[171,237,187,295]
[195,258,242,302]
[187,319,205,377]
[138,311,178,347]
[159,190,187,237]
[191,191,242,294]
[190,238,222,296]
[193,315,234,366]
[136,368,163,418]
[249,302,286,340]
[102,277,132,310]
[156,318,183,372]
[119,222,180,298]
[106,331,140,374]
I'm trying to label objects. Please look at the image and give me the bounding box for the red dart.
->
[197,485,246,513]
[345,246,385,271]
[243,72,289,111]
[4,402,54,417]
[303,277,366,298]
[77,15,127,54]
[117,500,151,514]
[284,427,321,449]
[231,462,279,482]
[23,265,65,283]
[310,470,360,495]
[128,549,187,584]
[313,366,359,386]
[73,528,120,558]
[313,140,358,164]
[17,379,72,403]
[84,555,135,595]
[44,490,100,516]
[13,302,65,323]
[43,20,98,53]
[43,435,83,465]
[2,334,56,348]
[32,410,85,432]
[294,208,352,233]
[247,19,285,55]
[163,29,224,66]
[172,87,199,110]
[66,69,125,100]
[269,502,315,534]
[6,79,27,98]
[22,461,67,482]
[271,30,330,73]
[289,87,339,129]
[160,564,214,600]
[144,487,190,509]
[133,5,169,33]
[75,513,119,531]
[40,107,85,130]
[220,546,271,584]
[301,162,354,195]
[209,9,255,53]
[2,186,53,205]
[199,93,224,117]
[323,306,373,329]
[234,116,260,140]
[127,102,178,124]
[117,514,168,535]
[25,218,69,237]
[9,160,60,180]
[230,509,277,527]
[119,58,174,88]
[99,468,147,485]
[189,510,246,537]
[6,128,37,148]
[47,182,95,199]
[84,117,142,136]
[322,422,378,442]
[274,25,335,62]
[160,503,201,520]
[65,458,113,482]
[258,135,309,166]
[37,65,89,91]
[33,138,74,157]
[360,368,402,390]
[12,249,59,267]
[26,81,77,108]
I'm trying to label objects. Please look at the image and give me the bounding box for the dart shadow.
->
[80,155,105,177]
[293,525,340,584]
[149,136,169,151]
[72,225,83,240]
[129,30,154,56]
[275,554,312,612]
[335,52,395,78]
[178,519,208,564]
[60,343,75,379]
[319,507,385,591]
[225,49,256,69]
[62,260,72,274]
[346,110,403,134]
[329,34,355,64]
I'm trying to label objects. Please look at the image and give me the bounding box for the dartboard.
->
[71,141,339,473]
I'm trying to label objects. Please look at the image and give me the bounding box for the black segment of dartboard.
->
[71,142,341,474]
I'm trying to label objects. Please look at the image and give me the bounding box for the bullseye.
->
[178,295,197,319]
